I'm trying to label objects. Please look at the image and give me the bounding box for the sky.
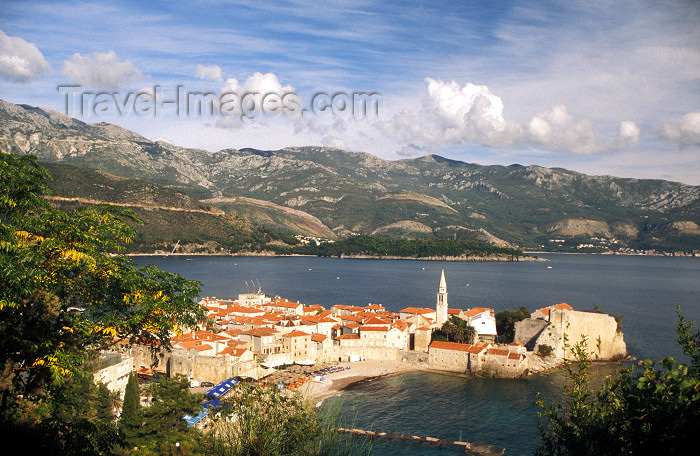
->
[1,0,699,184]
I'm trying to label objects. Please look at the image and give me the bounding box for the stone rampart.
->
[513,319,549,351]
[514,309,626,361]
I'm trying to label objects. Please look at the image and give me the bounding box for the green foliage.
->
[206,382,369,456]
[288,235,526,259]
[119,373,143,444]
[433,316,476,344]
[495,306,530,343]
[0,152,205,449]
[0,370,123,455]
[536,310,700,455]
[537,344,554,358]
[676,304,700,371]
[134,375,203,452]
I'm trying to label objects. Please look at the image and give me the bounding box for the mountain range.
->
[1,99,699,253]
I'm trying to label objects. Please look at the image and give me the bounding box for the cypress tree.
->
[119,372,142,444]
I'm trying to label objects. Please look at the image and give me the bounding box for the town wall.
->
[428,347,470,374]
[167,353,234,383]
[93,354,133,395]
[480,355,528,378]
[513,319,549,351]
[401,350,430,367]
[322,346,403,363]
[514,310,626,361]
[126,345,246,383]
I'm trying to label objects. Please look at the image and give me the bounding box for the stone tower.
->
[436,268,448,326]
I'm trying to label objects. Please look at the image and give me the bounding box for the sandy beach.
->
[293,360,422,405]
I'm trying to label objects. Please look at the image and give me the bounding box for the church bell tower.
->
[436,268,448,326]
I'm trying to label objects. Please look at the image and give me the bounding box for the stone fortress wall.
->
[514,308,626,361]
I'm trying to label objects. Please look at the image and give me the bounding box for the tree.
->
[495,306,530,343]
[207,382,366,456]
[436,316,476,344]
[40,370,121,455]
[119,373,143,444]
[138,375,203,452]
[0,153,204,444]
[535,307,700,455]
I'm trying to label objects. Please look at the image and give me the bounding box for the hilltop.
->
[2,99,699,253]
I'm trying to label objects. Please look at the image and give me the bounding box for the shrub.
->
[537,344,554,358]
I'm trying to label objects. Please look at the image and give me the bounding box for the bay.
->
[133,253,700,455]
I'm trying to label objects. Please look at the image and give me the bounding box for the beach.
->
[294,360,421,405]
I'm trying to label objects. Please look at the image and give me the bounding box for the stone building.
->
[436,269,449,326]
[514,304,626,361]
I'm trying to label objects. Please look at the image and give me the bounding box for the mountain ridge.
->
[1,99,699,252]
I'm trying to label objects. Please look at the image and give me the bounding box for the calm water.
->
[133,254,700,455]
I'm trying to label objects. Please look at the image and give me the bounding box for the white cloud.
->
[378,78,641,156]
[195,64,222,81]
[215,72,298,129]
[0,29,50,82]
[397,143,429,157]
[61,51,142,89]
[221,71,295,95]
[659,111,700,146]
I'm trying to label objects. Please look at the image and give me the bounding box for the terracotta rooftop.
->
[284,330,311,338]
[335,334,360,340]
[240,327,278,337]
[430,341,490,354]
[363,316,392,325]
[400,307,435,315]
[430,341,473,352]
[465,307,494,317]
[360,326,390,332]
[537,303,573,317]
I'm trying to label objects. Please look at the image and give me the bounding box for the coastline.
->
[293,360,423,406]
[293,355,635,407]
[126,252,544,262]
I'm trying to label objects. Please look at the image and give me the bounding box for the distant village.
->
[95,270,627,396]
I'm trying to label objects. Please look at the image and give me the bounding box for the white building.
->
[436,269,448,326]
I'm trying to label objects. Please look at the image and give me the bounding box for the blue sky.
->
[1,0,699,184]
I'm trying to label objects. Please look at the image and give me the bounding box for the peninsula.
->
[98,270,626,411]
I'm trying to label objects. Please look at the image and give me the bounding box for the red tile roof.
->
[363,316,392,325]
[537,303,573,317]
[311,333,328,342]
[507,352,522,360]
[465,307,494,317]
[430,341,473,352]
[400,307,435,315]
[487,348,510,357]
[284,330,310,338]
[335,334,360,340]
[240,327,278,337]
[360,326,389,332]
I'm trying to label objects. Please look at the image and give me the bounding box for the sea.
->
[133,253,700,455]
